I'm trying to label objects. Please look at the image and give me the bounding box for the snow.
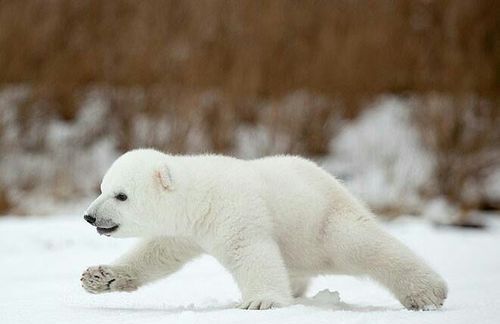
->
[322,97,435,215]
[1,215,500,324]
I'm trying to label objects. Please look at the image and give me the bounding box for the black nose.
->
[84,214,96,224]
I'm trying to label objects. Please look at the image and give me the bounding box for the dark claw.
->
[106,278,116,289]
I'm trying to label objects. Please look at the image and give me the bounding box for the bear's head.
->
[83,149,180,238]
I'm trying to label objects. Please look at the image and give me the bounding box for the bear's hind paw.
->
[401,285,447,311]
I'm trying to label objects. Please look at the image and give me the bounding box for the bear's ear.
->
[155,163,173,191]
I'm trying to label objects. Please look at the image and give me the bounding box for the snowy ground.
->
[1,215,500,324]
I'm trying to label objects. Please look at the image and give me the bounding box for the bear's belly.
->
[276,231,335,274]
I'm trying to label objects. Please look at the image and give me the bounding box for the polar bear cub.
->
[81,149,447,310]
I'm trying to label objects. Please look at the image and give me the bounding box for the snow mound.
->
[323,97,434,214]
[295,289,341,308]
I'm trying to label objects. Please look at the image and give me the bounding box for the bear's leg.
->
[289,274,310,298]
[81,237,201,294]
[213,237,293,310]
[328,217,448,310]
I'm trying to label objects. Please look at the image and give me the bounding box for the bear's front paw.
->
[239,295,291,310]
[400,279,448,311]
[81,265,138,294]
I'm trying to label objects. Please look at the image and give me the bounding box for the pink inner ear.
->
[155,168,171,190]
[154,170,167,189]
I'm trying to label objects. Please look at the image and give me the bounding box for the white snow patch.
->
[423,198,461,224]
[323,97,435,214]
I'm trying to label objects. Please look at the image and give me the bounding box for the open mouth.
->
[96,225,119,235]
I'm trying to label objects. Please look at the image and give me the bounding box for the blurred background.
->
[0,0,499,225]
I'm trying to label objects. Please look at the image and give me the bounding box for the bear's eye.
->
[115,193,128,201]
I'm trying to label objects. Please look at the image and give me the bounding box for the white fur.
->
[81,149,447,310]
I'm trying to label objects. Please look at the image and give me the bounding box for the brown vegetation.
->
[0,0,498,109]
[0,188,10,214]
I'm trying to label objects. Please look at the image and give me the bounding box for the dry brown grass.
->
[0,188,10,215]
[0,0,498,108]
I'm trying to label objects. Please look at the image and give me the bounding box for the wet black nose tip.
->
[84,214,96,224]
